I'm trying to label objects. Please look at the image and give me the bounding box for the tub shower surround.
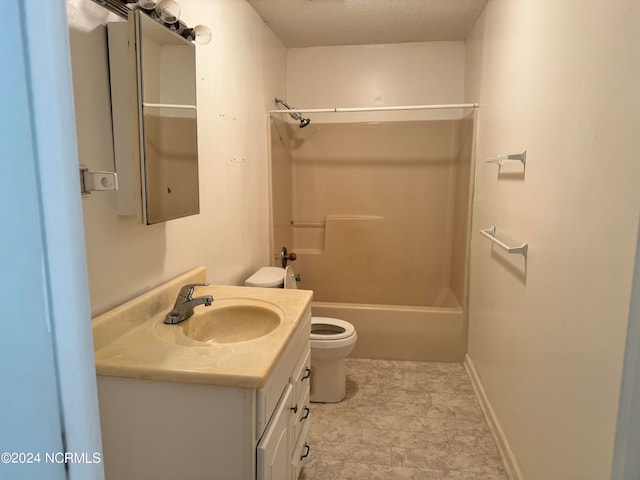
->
[270,115,475,361]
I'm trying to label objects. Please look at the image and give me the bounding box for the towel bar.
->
[481,226,528,257]
[486,150,527,167]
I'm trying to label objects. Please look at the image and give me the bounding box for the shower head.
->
[299,117,311,128]
[275,98,311,128]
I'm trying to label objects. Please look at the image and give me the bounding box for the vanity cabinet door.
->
[291,418,311,480]
[291,386,311,480]
[257,384,293,480]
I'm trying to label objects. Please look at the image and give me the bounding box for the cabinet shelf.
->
[142,102,197,110]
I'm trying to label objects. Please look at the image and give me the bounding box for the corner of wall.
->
[464,354,523,480]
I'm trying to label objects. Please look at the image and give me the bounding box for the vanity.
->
[92,267,313,480]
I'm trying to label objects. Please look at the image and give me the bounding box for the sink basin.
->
[155,298,283,345]
[182,305,281,344]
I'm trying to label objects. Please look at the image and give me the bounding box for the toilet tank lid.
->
[245,267,285,287]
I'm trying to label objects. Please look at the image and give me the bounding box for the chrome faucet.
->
[164,283,214,324]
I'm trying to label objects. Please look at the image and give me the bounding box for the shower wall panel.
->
[449,116,475,306]
[269,118,294,265]
[287,120,470,306]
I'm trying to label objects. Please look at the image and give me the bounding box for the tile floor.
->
[300,358,508,480]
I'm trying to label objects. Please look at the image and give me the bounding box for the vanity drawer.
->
[291,346,311,404]
[292,386,310,446]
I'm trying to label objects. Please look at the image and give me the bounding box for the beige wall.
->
[465,1,640,478]
[67,0,286,315]
[286,42,466,123]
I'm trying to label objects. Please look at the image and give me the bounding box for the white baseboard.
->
[464,353,524,480]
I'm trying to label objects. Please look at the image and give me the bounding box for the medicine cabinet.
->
[108,10,199,225]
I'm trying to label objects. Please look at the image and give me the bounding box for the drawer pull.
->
[301,367,311,381]
[300,406,310,422]
[300,443,310,460]
[291,404,298,414]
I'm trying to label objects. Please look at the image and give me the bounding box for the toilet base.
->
[310,357,347,403]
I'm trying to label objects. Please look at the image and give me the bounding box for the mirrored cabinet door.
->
[108,10,200,225]
[136,11,199,225]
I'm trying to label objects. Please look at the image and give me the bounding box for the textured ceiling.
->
[246,0,489,48]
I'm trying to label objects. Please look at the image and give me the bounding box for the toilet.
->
[245,266,357,403]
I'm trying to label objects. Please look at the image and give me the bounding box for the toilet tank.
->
[245,267,285,288]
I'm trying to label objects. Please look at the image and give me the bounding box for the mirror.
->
[108,11,200,225]
[135,11,199,224]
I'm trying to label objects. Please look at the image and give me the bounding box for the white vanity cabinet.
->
[257,343,312,480]
[289,348,312,479]
[256,311,312,480]
[97,309,311,480]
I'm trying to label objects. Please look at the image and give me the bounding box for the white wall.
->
[465,1,640,478]
[286,42,466,122]
[67,0,286,315]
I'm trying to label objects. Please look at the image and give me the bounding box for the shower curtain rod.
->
[268,102,479,114]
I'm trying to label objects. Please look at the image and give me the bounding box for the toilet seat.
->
[311,317,355,341]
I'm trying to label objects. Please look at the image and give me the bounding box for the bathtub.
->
[311,295,466,362]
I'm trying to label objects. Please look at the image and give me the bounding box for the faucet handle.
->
[178,283,209,299]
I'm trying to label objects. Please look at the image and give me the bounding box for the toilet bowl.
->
[309,317,357,402]
[245,266,358,403]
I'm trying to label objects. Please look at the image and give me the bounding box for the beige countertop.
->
[92,267,313,388]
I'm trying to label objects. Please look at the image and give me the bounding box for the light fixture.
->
[131,0,212,45]
[156,0,180,24]
[88,0,211,45]
[187,25,212,45]
[135,0,158,10]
